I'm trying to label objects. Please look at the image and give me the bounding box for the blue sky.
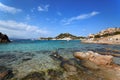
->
[0,0,120,39]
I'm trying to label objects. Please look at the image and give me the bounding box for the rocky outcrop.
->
[50,51,106,80]
[88,28,120,38]
[0,66,14,80]
[82,28,120,44]
[11,51,120,80]
[82,34,120,44]
[74,51,113,66]
[0,32,10,43]
[74,51,120,80]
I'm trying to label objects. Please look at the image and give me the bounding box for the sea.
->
[0,40,120,79]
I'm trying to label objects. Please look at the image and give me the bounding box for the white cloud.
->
[38,4,49,12]
[62,11,100,25]
[0,20,49,39]
[0,2,22,14]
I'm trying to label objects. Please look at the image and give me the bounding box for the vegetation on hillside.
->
[55,33,85,39]
[90,28,120,38]
[94,31,120,38]
[40,33,85,40]
[55,33,76,39]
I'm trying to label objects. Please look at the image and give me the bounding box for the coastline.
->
[81,34,120,45]
[81,39,120,45]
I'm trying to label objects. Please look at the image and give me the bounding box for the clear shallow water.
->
[0,40,120,79]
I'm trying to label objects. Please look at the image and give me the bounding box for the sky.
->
[0,0,120,39]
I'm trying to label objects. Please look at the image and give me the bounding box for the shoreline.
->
[81,39,120,45]
[81,34,120,45]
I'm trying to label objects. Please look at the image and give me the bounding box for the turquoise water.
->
[0,40,119,52]
[0,40,82,52]
[0,40,120,79]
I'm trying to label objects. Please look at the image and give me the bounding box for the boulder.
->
[74,51,120,80]
[74,51,113,66]
[0,32,10,43]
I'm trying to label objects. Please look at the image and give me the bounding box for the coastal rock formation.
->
[0,32,10,43]
[82,27,120,44]
[88,27,120,38]
[74,51,113,65]
[11,51,120,80]
[50,51,105,80]
[74,51,120,80]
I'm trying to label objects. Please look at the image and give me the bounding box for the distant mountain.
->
[55,33,76,39]
[55,33,85,40]
[0,32,10,43]
[39,33,85,40]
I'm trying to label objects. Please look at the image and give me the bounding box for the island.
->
[39,33,86,40]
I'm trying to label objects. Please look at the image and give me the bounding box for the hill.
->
[55,33,76,39]
[39,33,85,40]
[89,28,120,38]
[55,33,85,40]
[82,27,120,44]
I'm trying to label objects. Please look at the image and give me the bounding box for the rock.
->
[113,57,120,65]
[93,48,120,57]
[61,62,77,73]
[0,54,16,64]
[22,55,32,62]
[74,51,113,66]
[74,51,120,80]
[0,32,10,43]
[50,51,66,61]
[47,69,63,80]
[22,72,45,80]
[22,57,32,62]
[49,51,108,80]
[82,28,120,44]
[48,69,63,77]
[50,51,79,74]
[0,66,14,80]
